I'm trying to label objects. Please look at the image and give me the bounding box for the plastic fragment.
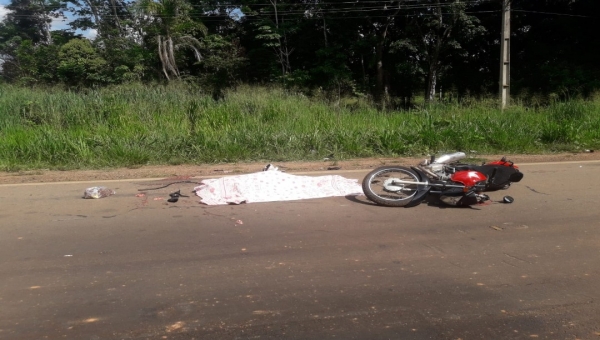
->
[83,187,115,199]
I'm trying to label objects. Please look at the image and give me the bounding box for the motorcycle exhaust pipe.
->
[390,179,466,189]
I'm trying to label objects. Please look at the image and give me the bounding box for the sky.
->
[0,3,9,22]
[0,0,97,39]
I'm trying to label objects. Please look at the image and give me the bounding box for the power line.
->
[20,9,501,21]
[512,10,593,18]
[2,0,493,13]
[6,1,593,21]
[5,1,495,18]
[6,11,502,24]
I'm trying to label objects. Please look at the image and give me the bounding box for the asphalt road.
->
[1,161,599,340]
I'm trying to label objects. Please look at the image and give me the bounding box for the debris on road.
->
[83,186,115,199]
[137,180,202,192]
[263,163,279,171]
[167,190,188,203]
[490,226,504,231]
[503,196,514,203]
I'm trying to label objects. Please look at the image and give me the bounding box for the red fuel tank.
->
[451,170,487,187]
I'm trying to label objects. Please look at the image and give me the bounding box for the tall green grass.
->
[1,83,599,171]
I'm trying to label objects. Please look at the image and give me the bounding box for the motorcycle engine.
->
[419,152,468,181]
[419,159,451,180]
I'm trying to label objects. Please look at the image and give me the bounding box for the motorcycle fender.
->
[487,159,519,169]
[406,167,432,207]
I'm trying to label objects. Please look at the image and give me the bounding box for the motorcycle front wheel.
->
[362,166,421,207]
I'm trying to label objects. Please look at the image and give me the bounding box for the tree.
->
[368,1,404,103]
[402,0,486,102]
[66,0,128,37]
[510,0,600,97]
[57,38,107,86]
[4,0,63,45]
[136,0,207,81]
[0,0,65,82]
[241,0,304,82]
[196,34,246,99]
[0,28,77,85]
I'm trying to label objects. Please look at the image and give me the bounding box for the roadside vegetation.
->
[1,84,598,171]
[2,0,599,171]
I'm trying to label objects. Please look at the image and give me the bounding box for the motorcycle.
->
[362,152,523,207]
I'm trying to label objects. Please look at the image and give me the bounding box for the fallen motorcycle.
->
[362,152,523,207]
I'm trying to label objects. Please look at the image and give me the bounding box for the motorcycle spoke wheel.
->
[362,166,420,207]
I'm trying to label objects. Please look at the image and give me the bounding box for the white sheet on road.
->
[194,171,364,205]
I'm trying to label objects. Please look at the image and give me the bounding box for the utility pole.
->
[499,0,511,109]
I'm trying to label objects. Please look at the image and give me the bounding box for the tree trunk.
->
[157,36,170,81]
[37,0,52,44]
[373,4,402,107]
[82,0,101,29]
[426,65,437,102]
[270,0,286,78]
[375,39,384,103]
[323,17,328,48]
[361,54,367,88]
[109,0,122,31]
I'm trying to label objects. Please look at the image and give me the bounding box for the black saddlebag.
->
[474,165,523,190]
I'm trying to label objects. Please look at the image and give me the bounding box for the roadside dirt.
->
[0,152,598,185]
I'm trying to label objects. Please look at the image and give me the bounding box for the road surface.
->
[1,161,599,339]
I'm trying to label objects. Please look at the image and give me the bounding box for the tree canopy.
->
[1,0,599,104]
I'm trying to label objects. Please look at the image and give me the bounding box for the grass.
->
[1,83,599,171]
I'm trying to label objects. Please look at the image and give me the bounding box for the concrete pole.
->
[499,0,511,109]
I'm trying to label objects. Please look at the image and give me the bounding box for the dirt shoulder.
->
[1,152,598,185]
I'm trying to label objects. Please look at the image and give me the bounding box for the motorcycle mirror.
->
[502,196,514,203]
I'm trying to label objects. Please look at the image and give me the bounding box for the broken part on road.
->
[193,170,363,205]
[83,186,115,199]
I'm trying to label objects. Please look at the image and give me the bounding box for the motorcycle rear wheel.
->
[362,166,421,207]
